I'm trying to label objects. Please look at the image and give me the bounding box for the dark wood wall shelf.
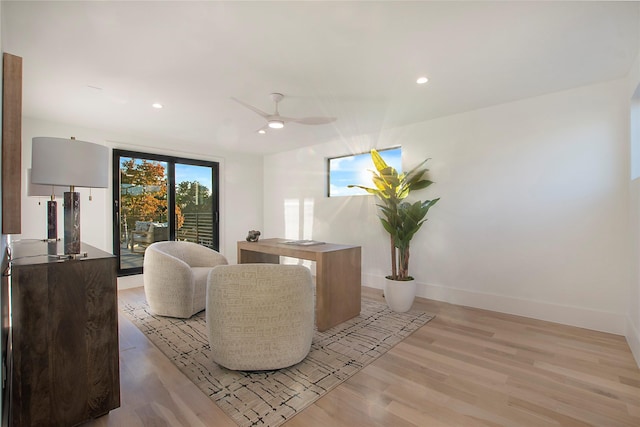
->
[2,53,23,234]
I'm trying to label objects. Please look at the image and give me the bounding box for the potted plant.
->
[348,149,439,312]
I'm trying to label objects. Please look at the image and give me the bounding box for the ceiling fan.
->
[232,93,336,132]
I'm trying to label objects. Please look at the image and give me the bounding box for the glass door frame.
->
[112,149,220,276]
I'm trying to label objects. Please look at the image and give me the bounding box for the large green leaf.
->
[409,179,433,191]
[371,176,388,193]
[404,157,430,179]
[371,149,388,172]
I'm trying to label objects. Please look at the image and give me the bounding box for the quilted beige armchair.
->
[206,263,315,371]
[143,241,228,318]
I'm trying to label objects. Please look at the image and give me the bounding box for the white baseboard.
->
[362,274,626,335]
[626,316,640,369]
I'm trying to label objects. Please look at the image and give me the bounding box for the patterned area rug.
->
[121,298,434,427]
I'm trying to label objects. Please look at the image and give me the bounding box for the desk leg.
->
[237,248,279,264]
[315,247,361,332]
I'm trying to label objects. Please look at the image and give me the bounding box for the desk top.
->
[239,238,358,252]
[238,238,360,261]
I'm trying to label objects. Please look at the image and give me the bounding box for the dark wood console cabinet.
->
[8,240,120,426]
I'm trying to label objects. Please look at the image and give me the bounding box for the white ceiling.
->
[3,1,639,155]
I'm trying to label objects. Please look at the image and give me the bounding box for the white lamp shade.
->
[31,137,109,188]
[26,168,66,197]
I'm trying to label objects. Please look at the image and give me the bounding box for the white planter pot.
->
[383,277,416,312]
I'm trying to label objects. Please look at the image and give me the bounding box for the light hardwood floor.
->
[84,285,640,427]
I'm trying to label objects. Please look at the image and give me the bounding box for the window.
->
[327,147,402,197]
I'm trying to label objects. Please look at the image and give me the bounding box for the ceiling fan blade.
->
[292,116,337,125]
[231,97,269,119]
[276,115,298,123]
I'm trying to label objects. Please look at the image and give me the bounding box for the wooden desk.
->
[237,238,361,331]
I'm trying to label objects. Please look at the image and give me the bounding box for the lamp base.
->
[47,199,57,240]
[64,191,81,255]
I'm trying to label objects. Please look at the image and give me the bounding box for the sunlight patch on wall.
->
[303,198,314,240]
[283,198,315,270]
[284,198,299,241]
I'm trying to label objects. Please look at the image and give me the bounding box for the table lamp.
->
[31,136,109,255]
[26,168,66,240]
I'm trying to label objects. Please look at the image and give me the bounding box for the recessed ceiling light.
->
[152,103,163,109]
[258,129,266,134]
[416,76,429,84]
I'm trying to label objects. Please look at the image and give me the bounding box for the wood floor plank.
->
[82,305,236,427]
[79,282,640,427]
[312,385,414,427]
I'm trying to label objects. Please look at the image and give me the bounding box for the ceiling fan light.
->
[268,120,284,129]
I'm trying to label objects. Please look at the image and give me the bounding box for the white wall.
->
[628,50,640,366]
[265,78,631,335]
[19,116,263,269]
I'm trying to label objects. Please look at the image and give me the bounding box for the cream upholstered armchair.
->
[143,241,228,318]
[206,264,315,371]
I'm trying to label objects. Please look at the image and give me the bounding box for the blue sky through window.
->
[175,163,213,195]
[328,147,402,197]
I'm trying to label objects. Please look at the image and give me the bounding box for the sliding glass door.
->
[113,150,219,275]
